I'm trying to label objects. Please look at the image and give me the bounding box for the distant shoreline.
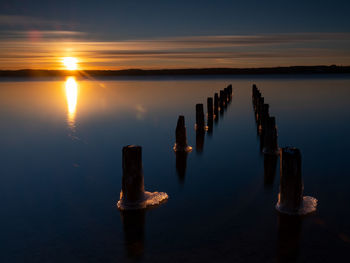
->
[0,65,350,78]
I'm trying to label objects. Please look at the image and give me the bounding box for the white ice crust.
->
[276,196,318,215]
[117,191,168,210]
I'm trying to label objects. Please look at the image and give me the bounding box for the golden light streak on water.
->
[65,77,78,129]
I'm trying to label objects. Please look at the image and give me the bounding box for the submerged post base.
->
[276,196,317,215]
[118,191,168,210]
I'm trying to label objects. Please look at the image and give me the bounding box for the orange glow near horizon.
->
[65,77,78,129]
[62,57,78,70]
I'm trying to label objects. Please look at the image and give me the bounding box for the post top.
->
[281,146,301,156]
[123,145,142,152]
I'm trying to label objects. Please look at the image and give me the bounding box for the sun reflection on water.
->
[65,77,78,129]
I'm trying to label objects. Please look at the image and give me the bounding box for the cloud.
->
[0,32,350,69]
[0,14,73,29]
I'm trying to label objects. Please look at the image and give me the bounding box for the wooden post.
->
[278,147,303,213]
[121,145,145,203]
[207,97,214,134]
[118,145,168,210]
[214,93,219,119]
[207,97,213,116]
[263,116,278,155]
[196,103,205,130]
[174,115,191,152]
[219,90,224,113]
[258,103,269,135]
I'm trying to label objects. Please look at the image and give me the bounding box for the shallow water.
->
[0,75,350,262]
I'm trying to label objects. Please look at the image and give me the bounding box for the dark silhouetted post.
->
[174,115,192,152]
[122,145,144,203]
[255,97,264,122]
[207,97,214,134]
[227,84,232,97]
[118,145,168,210]
[277,147,303,213]
[207,97,213,116]
[263,116,278,155]
[258,103,269,135]
[196,104,205,130]
[276,147,318,214]
[219,90,224,113]
[214,93,219,120]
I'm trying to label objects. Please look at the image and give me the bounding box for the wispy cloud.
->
[0,14,73,28]
[1,32,350,69]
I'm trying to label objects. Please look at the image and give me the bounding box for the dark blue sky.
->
[1,0,349,39]
[0,0,349,69]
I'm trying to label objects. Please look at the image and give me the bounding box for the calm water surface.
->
[0,75,349,262]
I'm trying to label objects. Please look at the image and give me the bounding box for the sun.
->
[62,57,78,70]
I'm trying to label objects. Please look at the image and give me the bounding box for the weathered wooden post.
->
[227,84,232,95]
[278,147,303,213]
[228,84,233,101]
[276,147,317,215]
[214,93,219,119]
[258,103,269,135]
[173,115,192,152]
[121,145,144,203]
[263,116,278,155]
[224,87,228,102]
[117,145,168,210]
[255,97,264,121]
[207,97,214,134]
[207,97,213,117]
[196,104,205,130]
[219,90,224,113]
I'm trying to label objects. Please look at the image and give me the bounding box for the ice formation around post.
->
[276,195,318,215]
[173,115,192,152]
[276,146,318,215]
[117,145,168,211]
[117,190,168,210]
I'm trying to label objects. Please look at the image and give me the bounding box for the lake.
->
[0,75,349,262]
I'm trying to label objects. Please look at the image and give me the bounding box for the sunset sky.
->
[0,0,350,70]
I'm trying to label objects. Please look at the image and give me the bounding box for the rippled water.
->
[0,75,349,262]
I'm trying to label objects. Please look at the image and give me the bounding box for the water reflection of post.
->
[264,154,277,186]
[120,209,146,260]
[277,213,302,263]
[196,130,205,153]
[175,151,188,184]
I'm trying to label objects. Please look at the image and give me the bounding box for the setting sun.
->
[62,57,78,70]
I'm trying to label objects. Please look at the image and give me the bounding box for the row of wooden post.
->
[252,84,317,215]
[252,84,278,155]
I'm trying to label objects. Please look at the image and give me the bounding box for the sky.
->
[0,0,350,69]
